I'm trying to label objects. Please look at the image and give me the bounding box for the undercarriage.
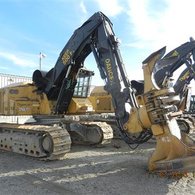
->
[0,114,115,159]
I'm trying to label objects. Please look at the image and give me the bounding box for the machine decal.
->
[9,89,19,94]
[62,49,73,65]
[170,50,179,57]
[179,70,190,81]
[105,58,114,83]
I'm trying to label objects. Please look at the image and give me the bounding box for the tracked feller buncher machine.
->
[0,12,195,172]
[0,69,88,160]
[0,68,115,160]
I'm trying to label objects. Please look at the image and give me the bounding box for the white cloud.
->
[0,52,37,68]
[124,0,195,89]
[127,0,195,51]
[94,0,123,17]
[80,1,88,14]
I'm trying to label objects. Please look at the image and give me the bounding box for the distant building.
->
[0,73,32,88]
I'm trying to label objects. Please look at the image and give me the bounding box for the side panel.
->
[67,98,94,114]
[88,86,114,113]
[0,84,51,115]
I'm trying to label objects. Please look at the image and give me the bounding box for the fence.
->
[0,73,32,88]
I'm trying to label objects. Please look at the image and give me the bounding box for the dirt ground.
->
[0,139,195,195]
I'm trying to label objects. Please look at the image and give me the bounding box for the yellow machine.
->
[88,86,114,113]
[0,68,115,157]
[0,83,94,116]
[1,12,195,173]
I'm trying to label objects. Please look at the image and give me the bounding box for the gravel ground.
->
[0,139,195,195]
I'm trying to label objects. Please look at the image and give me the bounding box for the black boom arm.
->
[154,38,195,98]
[33,12,137,126]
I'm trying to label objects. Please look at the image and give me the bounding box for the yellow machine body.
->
[0,83,51,115]
[0,83,109,116]
[88,86,114,113]
[67,98,94,114]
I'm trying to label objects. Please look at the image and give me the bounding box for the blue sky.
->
[1,0,195,86]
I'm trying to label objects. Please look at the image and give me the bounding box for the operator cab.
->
[73,68,94,98]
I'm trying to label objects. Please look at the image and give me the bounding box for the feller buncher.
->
[0,12,195,172]
[0,68,115,160]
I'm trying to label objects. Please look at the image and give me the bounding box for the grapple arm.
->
[124,48,195,172]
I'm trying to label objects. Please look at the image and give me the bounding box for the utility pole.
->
[39,52,46,70]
